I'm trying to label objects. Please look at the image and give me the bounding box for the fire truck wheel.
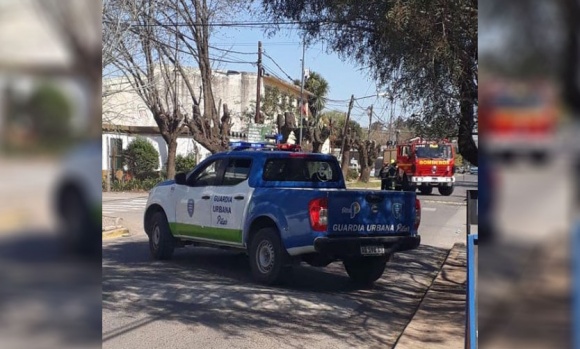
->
[438,185,454,196]
[401,175,413,192]
[419,186,433,195]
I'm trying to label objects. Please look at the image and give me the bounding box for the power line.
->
[208,45,258,55]
[103,19,339,28]
[262,64,291,84]
[211,42,301,47]
[211,57,256,65]
[262,51,294,81]
[326,97,352,103]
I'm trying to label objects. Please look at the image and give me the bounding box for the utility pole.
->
[299,40,306,145]
[174,0,179,116]
[367,104,373,139]
[339,94,355,160]
[255,41,262,124]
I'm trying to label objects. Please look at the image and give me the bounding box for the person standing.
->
[380,159,398,190]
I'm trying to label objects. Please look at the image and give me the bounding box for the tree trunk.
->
[458,54,478,166]
[562,0,580,113]
[341,136,352,179]
[357,140,380,183]
[90,78,102,140]
[166,137,178,180]
[312,126,323,153]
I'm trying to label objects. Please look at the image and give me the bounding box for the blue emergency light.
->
[229,141,270,151]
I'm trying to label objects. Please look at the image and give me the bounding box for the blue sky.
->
[209,25,394,127]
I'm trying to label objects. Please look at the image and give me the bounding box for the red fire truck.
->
[479,78,559,164]
[396,137,456,196]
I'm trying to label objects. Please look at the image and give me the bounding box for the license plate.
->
[432,177,438,181]
[360,245,385,256]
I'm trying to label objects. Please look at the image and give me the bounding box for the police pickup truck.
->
[144,142,421,285]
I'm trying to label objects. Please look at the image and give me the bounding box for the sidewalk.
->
[395,243,467,349]
[102,214,129,240]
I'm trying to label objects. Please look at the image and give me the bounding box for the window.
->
[189,159,224,187]
[222,158,252,186]
[401,146,410,157]
[110,138,123,171]
[263,158,341,182]
[415,144,452,159]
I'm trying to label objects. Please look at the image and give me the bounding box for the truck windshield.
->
[415,144,452,159]
[263,158,341,182]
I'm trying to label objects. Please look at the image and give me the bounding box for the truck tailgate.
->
[326,190,416,236]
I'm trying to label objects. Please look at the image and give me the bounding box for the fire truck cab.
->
[396,137,456,196]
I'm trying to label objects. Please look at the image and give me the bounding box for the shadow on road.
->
[478,238,571,348]
[0,231,101,349]
[103,239,451,348]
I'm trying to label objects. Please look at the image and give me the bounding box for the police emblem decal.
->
[350,202,361,219]
[187,199,195,217]
[392,203,403,220]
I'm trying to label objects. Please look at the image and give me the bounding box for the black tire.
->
[249,227,287,285]
[58,186,99,257]
[438,185,454,196]
[148,212,175,260]
[530,151,547,165]
[343,255,389,285]
[419,186,433,195]
[401,175,413,192]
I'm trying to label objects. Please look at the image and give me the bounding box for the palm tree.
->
[292,71,330,152]
[293,72,329,118]
[304,71,329,118]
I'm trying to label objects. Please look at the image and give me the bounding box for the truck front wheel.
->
[148,212,175,260]
[419,186,433,195]
[343,255,389,285]
[438,185,454,196]
[249,227,287,285]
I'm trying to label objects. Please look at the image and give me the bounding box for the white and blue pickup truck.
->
[144,142,421,285]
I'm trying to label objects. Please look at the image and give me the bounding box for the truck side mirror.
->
[175,172,187,185]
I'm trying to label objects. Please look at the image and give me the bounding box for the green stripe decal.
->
[169,223,242,243]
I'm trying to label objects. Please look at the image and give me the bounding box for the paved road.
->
[103,177,475,349]
[102,175,476,348]
[103,197,148,216]
[478,154,572,347]
[103,237,450,349]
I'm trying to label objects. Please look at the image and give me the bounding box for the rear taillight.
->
[309,197,328,232]
[414,198,421,230]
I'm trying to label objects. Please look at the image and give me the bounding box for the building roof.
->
[262,75,315,98]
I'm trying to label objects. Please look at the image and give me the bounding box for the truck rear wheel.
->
[343,255,389,285]
[419,186,433,195]
[438,185,454,196]
[249,227,287,285]
[148,212,175,260]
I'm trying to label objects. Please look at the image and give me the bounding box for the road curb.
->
[103,227,130,240]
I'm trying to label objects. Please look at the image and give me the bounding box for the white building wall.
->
[103,70,261,134]
[102,133,212,172]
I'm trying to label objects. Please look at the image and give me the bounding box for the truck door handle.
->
[234,195,244,200]
[202,195,210,200]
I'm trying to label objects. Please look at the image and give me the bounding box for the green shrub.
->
[109,176,163,192]
[123,137,159,180]
[27,83,73,146]
[347,168,359,181]
[175,153,197,173]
